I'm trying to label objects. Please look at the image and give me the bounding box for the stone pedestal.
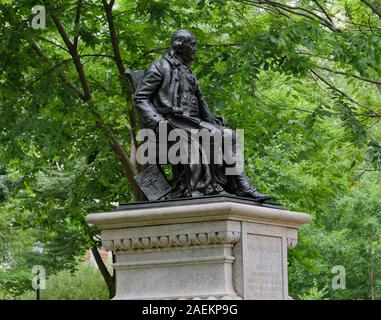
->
[86,197,311,300]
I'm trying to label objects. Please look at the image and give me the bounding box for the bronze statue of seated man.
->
[133,29,271,202]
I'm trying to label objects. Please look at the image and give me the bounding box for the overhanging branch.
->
[73,0,83,49]
[317,66,381,86]
[361,0,381,19]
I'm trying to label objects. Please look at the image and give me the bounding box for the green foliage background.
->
[8,264,108,300]
[0,0,380,299]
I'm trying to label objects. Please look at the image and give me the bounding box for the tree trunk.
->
[91,246,115,299]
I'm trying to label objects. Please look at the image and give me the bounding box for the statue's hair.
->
[170,30,195,53]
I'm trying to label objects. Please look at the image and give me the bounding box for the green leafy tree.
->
[1,0,380,299]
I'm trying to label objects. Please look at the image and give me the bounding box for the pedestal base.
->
[86,197,311,300]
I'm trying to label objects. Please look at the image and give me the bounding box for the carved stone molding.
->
[102,231,241,252]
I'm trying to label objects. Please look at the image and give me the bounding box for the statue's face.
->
[179,36,197,63]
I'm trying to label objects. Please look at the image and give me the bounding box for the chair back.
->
[125,69,145,92]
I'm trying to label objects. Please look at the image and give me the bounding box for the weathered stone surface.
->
[86,199,311,300]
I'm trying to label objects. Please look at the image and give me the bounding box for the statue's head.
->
[170,29,197,63]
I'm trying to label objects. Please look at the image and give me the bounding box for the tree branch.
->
[51,14,75,52]
[73,0,83,49]
[39,37,70,53]
[90,107,140,188]
[241,0,341,32]
[32,42,141,200]
[317,66,381,86]
[101,0,126,76]
[31,42,86,100]
[310,69,381,117]
[51,14,91,100]
[313,0,333,23]
[310,68,362,106]
[33,57,75,84]
[90,245,115,299]
[101,0,143,201]
[361,0,381,19]
[232,2,251,25]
